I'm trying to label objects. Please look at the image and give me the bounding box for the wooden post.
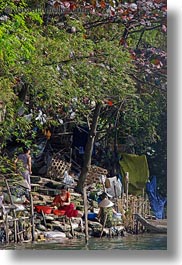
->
[14,219,18,243]
[148,197,151,216]
[142,188,145,216]
[30,192,35,242]
[132,197,135,232]
[100,213,108,238]
[139,196,141,215]
[125,172,129,211]
[4,177,14,206]
[83,186,89,244]
[113,183,118,212]
[101,175,106,193]
[5,213,9,244]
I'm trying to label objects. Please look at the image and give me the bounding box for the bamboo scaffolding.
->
[4,177,18,243]
[0,172,153,244]
[1,175,35,244]
[0,216,30,224]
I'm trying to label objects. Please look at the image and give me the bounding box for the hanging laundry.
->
[120,153,149,195]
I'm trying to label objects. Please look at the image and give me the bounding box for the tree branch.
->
[129,73,158,89]
[129,24,162,35]
[136,29,145,49]
[42,53,109,66]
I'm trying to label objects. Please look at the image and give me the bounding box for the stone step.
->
[36,188,58,196]
[31,175,42,184]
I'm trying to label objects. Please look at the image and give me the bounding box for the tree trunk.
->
[113,102,123,176]
[76,103,102,193]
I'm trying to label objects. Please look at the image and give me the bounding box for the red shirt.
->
[53,191,70,205]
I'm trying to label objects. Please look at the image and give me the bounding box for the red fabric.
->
[35,205,52,214]
[60,203,78,218]
[52,209,66,216]
[53,192,78,218]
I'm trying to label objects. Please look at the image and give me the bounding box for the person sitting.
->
[52,185,83,218]
[97,192,117,228]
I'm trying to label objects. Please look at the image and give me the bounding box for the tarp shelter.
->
[146,176,167,219]
[119,153,149,195]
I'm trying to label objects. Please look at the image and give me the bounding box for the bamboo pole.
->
[148,197,151,216]
[134,197,139,233]
[101,176,106,193]
[30,192,35,242]
[5,213,9,244]
[132,197,135,232]
[83,186,89,244]
[4,178,14,206]
[125,172,129,211]
[0,216,30,224]
[142,188,145,216]
[16,219,20,242]
[139,196,141,215]
[113,183,118,212]
[14,219,17,243]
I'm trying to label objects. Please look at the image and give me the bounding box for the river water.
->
[1,233,167,250]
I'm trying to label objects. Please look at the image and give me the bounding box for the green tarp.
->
[119,153,149,195]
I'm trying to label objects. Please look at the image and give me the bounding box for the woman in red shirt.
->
[52,185,80,218]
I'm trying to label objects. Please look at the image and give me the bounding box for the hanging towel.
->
[119,153,149,195]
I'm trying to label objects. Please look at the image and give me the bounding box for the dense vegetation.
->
[0,0,167,194]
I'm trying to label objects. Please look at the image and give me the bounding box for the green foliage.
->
[0,0,167,194]
[0,155,15,175]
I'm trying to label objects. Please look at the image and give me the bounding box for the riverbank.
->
[0,172,162,247]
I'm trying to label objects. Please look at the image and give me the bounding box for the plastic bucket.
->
[88,212,97,220]
[35,205,52,214]
[113,213,122,219]
[53,209,66,216]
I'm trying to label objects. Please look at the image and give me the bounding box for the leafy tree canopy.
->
[0,0,167,193]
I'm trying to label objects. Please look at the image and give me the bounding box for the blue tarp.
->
[72,126,89,154]
[146,176,167,219]
[72,126,96,155]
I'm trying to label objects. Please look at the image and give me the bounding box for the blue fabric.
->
[72,126,95,155]
[146,176,167,219]
[72,126,89,152]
